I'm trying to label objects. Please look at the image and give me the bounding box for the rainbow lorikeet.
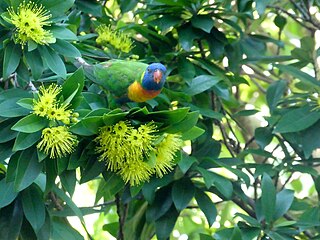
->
[89,60,167,104]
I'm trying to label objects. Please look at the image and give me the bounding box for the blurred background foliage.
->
[1,0,320,239]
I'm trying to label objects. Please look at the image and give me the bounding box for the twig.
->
[268,5,316,32]
[49,192,63,211]
[116,194,124,240]
[218,122,235,158]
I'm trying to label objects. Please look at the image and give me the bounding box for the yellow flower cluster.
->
[7,1,55,46]
[33,84,78,125]
[96,25,133,53]
[33,84,79,159]
[37,126,78,159]
[95,121,183,186]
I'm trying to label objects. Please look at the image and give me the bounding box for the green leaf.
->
[80,158,105,184]
[275,64,320,87]
[51,39,81,57]
[13,131,41,151]
[0,119,18,143]
[184,75,222,95]
[3,42,22,79]
[60,170,76,197]
[147,107,189,125]
[191,15,214,33]
[0,97,31,117]
[233,109,259,117]
[146,187,173,221]
[255,127,273,149]
[95,172,124,203]
[0,197,24,240]
[181,126,205,141]
[178,57,195,83]
[0,179,18,208]
[178,154,197,174]
[50,26,78,40]
[11,114,49,133]
[41,0,75,17]
[267,231,288,240]
[197,167,233,199]
[178,24,200,51]
[172,178,195,211]
[261,173,276,223]
[195,189,217,226]
[103,112,128,125]
[102,222,119,238]
[38,46,67,78]
[290,164,318,176]
[81,116,105,135]
[17,98,34,110]
[274,189,294,220]
[51,219,84,240]
[0,88,32,102]
[235,213,260,227]
[266,80,287,113]
[155,206,179,240]
[22,184,46,233]
[166,111,199,134]
[76,0,103,16]
[14,147,43,192]
[61,67,85,108]
[150,15,182,32]
[200,234,215,240]
[53,186,84,223]
[25,49,44,80]
[274,15,287,30]
[82,92,107,110]
[274,105,320,133]
[255,0,269,15]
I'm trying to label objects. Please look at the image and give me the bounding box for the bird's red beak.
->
[153,69,163,84]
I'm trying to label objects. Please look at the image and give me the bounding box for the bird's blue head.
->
[141,63,167,91]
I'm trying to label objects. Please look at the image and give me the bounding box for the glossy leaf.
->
[51,39,81,57]
[155,206,179,240]
[0,97,31,117]
[11,114,48,133]
[274,189,294,219]
[3,41,21,79]
[172,178,195,211]
[195,189,217,226]
[266,80,287,113]
[0,179,18,208]
[13,131,41,151]
[261,173,276,223]
[22,184,46,233]
[14,147,43,192]
[25,49,44,80]
[274,105,320,133]
[184,75,222,96]
[38,46,67,78]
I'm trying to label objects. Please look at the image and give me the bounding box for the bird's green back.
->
[93,60,148,97]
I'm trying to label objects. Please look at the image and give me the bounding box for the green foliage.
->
[0,0,320,239]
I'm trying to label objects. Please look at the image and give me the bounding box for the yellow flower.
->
[35,84,61,107]
[96,24,133,53]
[154,134,183,178]
[118,159,153,186]
[7,1,55,46]
[37,126,78,159]
[33,84,76,124]
[95,121,157,185]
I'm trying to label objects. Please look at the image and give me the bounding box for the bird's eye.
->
[147,68,151,73]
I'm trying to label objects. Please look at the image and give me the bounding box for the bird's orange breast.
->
[128,81,161,102]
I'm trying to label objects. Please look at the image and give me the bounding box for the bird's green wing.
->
[93,60,148,97]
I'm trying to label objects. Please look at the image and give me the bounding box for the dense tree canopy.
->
[0,0,320,239]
